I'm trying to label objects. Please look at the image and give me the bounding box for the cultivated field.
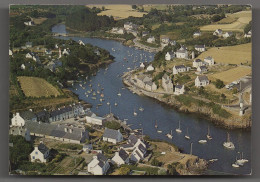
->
[86,5,147,20]
[200,11,251,32]
[197,43,252,65]
[141,4,169,11]
[209,66,251,84]
[18,76,61,98]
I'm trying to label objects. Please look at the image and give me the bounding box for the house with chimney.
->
[204,56,215,66]
[197,66,208,74]
[195,75,210,87]
[174,85,185,95]
[11,111,37,127]
[111,149,129,166]
[9,126,31,141]
[165,51,175,61]
[173,65,190,75]
[193,59,204,68]
[195,45,206,52]
[175,46,189,59]
[213,29,223,36]
[30,143,50,163]
[88,153,110,175]
[85,111,106,126]
[103,128,123,144]
[162,73,173,92]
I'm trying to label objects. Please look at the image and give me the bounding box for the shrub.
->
[214,79,225,89]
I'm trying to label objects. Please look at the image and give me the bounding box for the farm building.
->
[9,126,31,141]
[176,46,188,59]
[85,111,106,126]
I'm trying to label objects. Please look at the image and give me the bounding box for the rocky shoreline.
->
[122,71,251,130]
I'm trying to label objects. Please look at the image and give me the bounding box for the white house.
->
[62,48,70,55]
[161,37,170,44]
[88,153,110,175]
[142,31,149,37]
[173,65,190,75]
[146,65,154,71]
[11,111,37,127]
[147,36,155,43]
[111,27,125,34]
[26,52,40,63]
[120,134,146,151]
[30,143,50,163]
[21,64,26,70]
[197,66,208,74]
[176,46,188,59]
[9,49,13,56]
[111,149,129,166]
[165,51,175,61]
[103,128,123,144]
[195,45,206,52]
[244,30,252,38]
[145,81,157,91]
[204,56,215,66]
[24,21,34,26]
[195,75,210,87]
[140,62,146,69]
[174,85,185,95]
[213,29,223,36]
[130,143,147,162]
[79,40,85,46]
[193,59,204,68]
[193,31,201,37]
[86,112,106,126]
[124,22,138,31]
[223,32,233,38]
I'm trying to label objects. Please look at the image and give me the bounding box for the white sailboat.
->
[236,152,249,166]
[207,126,212,140]
[133,109,137,116]
[114,102,118,106]
[139,107,144,112]
[175,121,182,133]
[155,120,158,129]
[223,132,235,149]
[117,89,121,96]
[157,130,162,133]
[232,156,240,168]
[185,128,190,140]
[107,98,110,105]
[198,140,207,144]
[166,130,173,139]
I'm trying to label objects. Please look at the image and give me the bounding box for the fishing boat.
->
[223,132,235,149]
[139,107,144,112]
[166,130,173,139]
[155,120,158,129]
[185,128,190,140]
[209,159,218,163]
[97,90,100,94]
[207,126,212,140]
[175,121,182,133]
[133,109,137,116]
[198,140,207,144]
[100,93,104,98]
[127,67,131,70]
[86,95,89,98]
[99,99,103,102]
[232,163,240,168]
[93,92,96,96]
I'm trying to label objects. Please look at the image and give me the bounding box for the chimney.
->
[64,128,68,132]
[69,128,73,133]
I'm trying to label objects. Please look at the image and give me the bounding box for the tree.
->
[198,86,205,95]
[132,5,137,9]
[118,166,130,175]
[214,79,225,89]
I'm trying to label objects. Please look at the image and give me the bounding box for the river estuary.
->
[52,24,251,175]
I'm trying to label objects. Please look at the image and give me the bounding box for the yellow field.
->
[86,5,147,20]
[142,4,169,11]
[209,66,251,84]
[200,11,251,32]
[197,43,252,64]
[18,76,61,97]
[31,17,47,24]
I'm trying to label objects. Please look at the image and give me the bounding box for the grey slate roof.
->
[118,149,129,161]
[96,153,108,167]
[25,121,88,142]
[129,134,138,145]
[194,59,202,62]
[175,85,183,89]
[9,126,28,137]
[175,65,186,69]
[195,45,205,48]
[199,66,207,70]
[20,111,36,121]
[38,143,49,155]
[197,75,209,82]
[162,73,169,80]
[138,144,146,154]
[103,128,121,140]
[49,106,73,117]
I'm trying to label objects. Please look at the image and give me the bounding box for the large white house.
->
[88,153,110,175]
[11,111,37,127]
[25,52,40,63]
[30,143,50,163]
[195,45,206,52]
[103,128,123,144]
[193,59,204,68]
[195,75,210,87]
[86,111,106,126]
[176,46,188,59]
[204,56,215,66]
[165,51,175,61]
[173,65,190,75]
[111,149,129,166]
[174,85,185,95]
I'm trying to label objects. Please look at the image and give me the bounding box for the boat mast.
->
[190,143,193,155]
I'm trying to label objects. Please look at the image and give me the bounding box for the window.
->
[32,156,35,159]
[35,151,38,155]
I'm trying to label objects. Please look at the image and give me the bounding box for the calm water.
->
[52,24,251,175]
